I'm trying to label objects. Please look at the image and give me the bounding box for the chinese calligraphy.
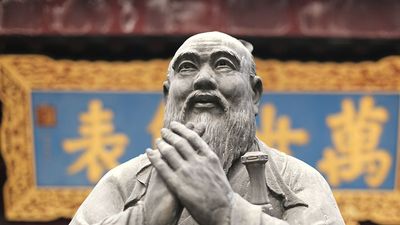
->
[318,96,391,188]
[63,99,129,183]
[256,104,309,155]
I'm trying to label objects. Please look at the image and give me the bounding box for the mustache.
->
[181,90,230,114]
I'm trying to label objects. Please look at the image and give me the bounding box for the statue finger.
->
[185,122,195,130]
[146,149,179,191]
[161,128,196,160]
[170,121,213,157]
[156,138,185,170]
[192,122,206,137]
[185,122,205,137]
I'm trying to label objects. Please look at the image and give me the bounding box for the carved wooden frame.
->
[0,55,399,224]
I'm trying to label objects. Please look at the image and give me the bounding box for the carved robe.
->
[70,140,345,225]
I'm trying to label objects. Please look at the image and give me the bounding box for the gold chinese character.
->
[148,101,164,147]
[257,104,309,155]
[63,99,129,183]
[318,96,391,188]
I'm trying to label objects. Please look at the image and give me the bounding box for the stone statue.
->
[70,31,345,225]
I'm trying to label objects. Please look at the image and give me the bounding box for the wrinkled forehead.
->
[170,32,251,67]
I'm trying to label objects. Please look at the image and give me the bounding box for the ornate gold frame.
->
[1,55,399,224]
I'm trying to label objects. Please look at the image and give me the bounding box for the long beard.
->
[164,92,256,172]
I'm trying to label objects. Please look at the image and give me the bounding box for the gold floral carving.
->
[0,55,399,224]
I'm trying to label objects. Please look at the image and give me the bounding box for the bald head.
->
[168,32,256,78]
[174,32,253,60]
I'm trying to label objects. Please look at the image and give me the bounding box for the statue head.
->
[163,31,263,171]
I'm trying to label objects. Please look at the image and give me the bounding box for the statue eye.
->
[215,58,235,71]
[178,61,197,73]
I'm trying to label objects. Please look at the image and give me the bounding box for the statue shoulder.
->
[98,153,152,200]
[284,154,333,194]
[257,140,288,175]
[71,154,152,224]
[257,140,328,190]
[106,153,151,181]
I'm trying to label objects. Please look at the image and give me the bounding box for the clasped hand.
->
[146,121,234,225]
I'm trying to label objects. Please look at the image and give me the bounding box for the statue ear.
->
[251,76,263,115]
[163,80,170,99]
[239,39,253,53]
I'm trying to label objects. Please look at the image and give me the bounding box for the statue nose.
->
[193,68,217,90]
